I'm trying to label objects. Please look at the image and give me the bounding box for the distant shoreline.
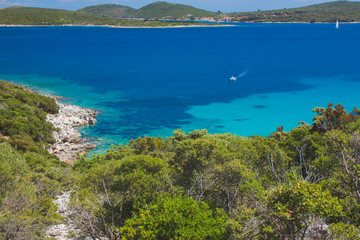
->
[0,24,231,28]
[253,21,360,24]
[0,22,359,28]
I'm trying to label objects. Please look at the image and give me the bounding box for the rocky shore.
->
[47,101,99,163]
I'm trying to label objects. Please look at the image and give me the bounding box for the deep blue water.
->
[1,24,359,152]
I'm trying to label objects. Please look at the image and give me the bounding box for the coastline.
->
[0,23,230,28]
[46,100,99,163]
[0,22,359,28]
[0,80,99,163]
[248,21,360,24]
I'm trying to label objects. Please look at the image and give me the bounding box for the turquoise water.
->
[0,24,359,153]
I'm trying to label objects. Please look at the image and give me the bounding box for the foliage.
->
[0,142,28,201]
[228,1,360,23]
[131,1,216,19]
[0,81,70,192]
[120,195,227,240]
[79,1,360,23]
[0,6,213,26]
[79,1,217,19]
[0,82,73,239]
[71,154,174,239]
[2,81,360,240]
[0,143,60,239]
[259,181,343,239]
[329,222,360,240]
[78,4,137,19]
[312,103,360,133]
[0,80,58,151]
[225,206,258,240]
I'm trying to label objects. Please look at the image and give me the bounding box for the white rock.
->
[46,100,99,162]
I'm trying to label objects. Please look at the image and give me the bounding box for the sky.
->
[0,0,357,12]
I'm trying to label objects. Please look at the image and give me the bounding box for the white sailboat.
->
[336,19,339,29]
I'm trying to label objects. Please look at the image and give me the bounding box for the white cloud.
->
[0,1,21,5]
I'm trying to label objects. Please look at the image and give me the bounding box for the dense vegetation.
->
[0,6,211,26]
[77,1,360,23]
[0,7,112,25]
[78,4,137,19]
[0,81,58,152]
[2,80,360,239]
[229,1,360,23]
[2,1,359,25]
[78,1,217,19]
[131,1,216,19]
[69,103,360,239]
[0,81,74,239]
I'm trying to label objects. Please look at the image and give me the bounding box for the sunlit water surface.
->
[1,24,359,153]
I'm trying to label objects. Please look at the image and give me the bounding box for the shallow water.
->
[0,24,359,153]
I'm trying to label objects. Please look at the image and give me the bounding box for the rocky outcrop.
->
[47,102,99,163]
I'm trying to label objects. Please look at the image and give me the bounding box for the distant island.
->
[1,1,360,27]
[78,1,217,19]
[228,1,360,23]
[0,5,215,27]
[79,1,360,23]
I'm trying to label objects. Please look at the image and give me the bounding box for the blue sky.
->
[0,0,357,12]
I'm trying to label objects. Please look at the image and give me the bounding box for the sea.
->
[1,23,359,154]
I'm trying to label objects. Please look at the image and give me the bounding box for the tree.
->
[259,181,342,240]
[0,143,59,239]
[312,103,360,133]
[324,130,360,203]
[120,195,227,239]
[71,154,173,240]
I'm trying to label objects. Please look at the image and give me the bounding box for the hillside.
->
[300,0,360,11]
[0,7,112,25]
[79,1,216,19]
[133,1,216,19]
[78,1,360,22]
[229,1,360,22]
[0,6,212,26]
[0,81,71,239]
[77,4,137,18]
[2,80,360,238]
[1,80,360,239]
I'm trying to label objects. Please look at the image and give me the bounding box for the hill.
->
[229,1,360,22]
[0,81,71,239]
[77,4,137,18]
[1,82,360,238]
[0,7,112,25]
[133,1,216,19]
[300,0,360,11]
[78,1,360,22]
[79,1,216,19]
[0,6,212,26]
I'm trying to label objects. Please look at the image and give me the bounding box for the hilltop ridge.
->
[78,1,360,22]
[1,1,360,24]
[0,5,213,26]
[78,1,217,19]
[229,1,360,22]
[78,4,137,18]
